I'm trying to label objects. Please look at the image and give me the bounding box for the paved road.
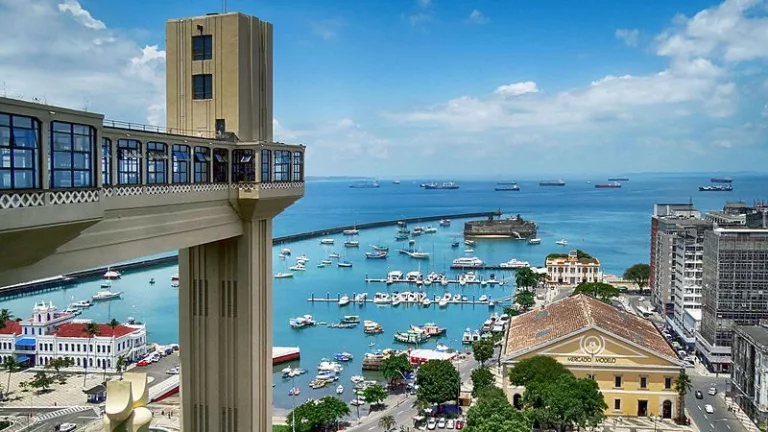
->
[685,375,744,432]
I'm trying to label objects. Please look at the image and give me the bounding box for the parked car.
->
[136,360,149,367]
[704,404,714,414]
[56,424,77,432]
[708,387,717,396]
[446,419,455,429]
[437,418,446,429]
[695,390,703,399]
[427,418,437,430]
[455,419,464,430]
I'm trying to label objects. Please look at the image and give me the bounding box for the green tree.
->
[3,357,20,399]
[674,371,693,424]
[0,309,13,330]
[472,339,494,365]
[416,360,461,409]
[546,250,593,261]
[502,307,520,317]
[108,318,120,330]
[470,367,495,397]
[287,396,350,432]
[508,355,571,387]
[514,267,539,292]
[380,354,412,388]
[82,322,100,387]
[572,282,621,303]
[623,263,651,292]
[378,415,396,431]
[363,384,388,410]
[29,371,54,393]
[115,355,128,379]
[465,385,529,432]
[524,374,606,431]
[514,291,535,311]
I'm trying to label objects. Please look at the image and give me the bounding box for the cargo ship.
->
[595,182,622,189]
[607,177,629,182]
[699,185,733,192]
[710,177,733,183]
[350,180,380,188]
[495,182,520,191]
[539,180,566,186]
[424,182,459,190]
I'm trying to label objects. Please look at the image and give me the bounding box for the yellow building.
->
[545,250,602,286]
[502,294,684,419]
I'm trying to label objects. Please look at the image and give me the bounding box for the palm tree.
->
[108,318,120,330]
[378,415,396,432]
[0,309,13,330]
[674,371,693,424]
[82,322,100,387]
[3,357,19,400]
[115,355,128,380]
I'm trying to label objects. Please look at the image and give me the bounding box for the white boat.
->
[453,294,461,302]
[408,239,416,245]
[344,240,360,247]
[556,239,568,246]
[336,385,344,394]
[317,263,326,268]
[328,252,340,259]
[321,259,333,265]
[462,328,473,345]
[412,227,424,236]
[281,248,292,256]
[338,295,350,306]
[421,298,432,308]
[438,296,449,308]
[290,315,315,328]
[386,270,404,284]
[320,238,335,245]
[70,300,92,308]
[100,281,112,289]
[92,290,122,301]
[464,239,476,246]
[409,251,430,259]
[528,238,541,245]
[350,375,365,384]
[171,281,179,288]
[406,271,422,282]
[318,361,344,373]
[373,292,391,304]
[424,226,437,233]
[479,294,488,302]
[289,264,306,271]
[472,330,481,342]
[343,228,359,236]
[338,261,353,268]
[452,257,484,268]
[296,255,310,263]
[275,272,294,279]
[391,294,402,306]
[355,293,368,305]
[499,259,530,269]
[103,269,121,280]
[63,307,81,316]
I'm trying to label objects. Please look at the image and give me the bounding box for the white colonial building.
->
[545,250,602,287]
[0,302,147,371]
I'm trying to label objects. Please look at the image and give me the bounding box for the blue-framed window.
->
[194,146,210,183]
[192,35,213,61]
[273,150,291,182]
[171,144,190,184]
[49,121,95,188]
[212,148,228,182]
[117,139,141,185]
[232,149,255,182]
[192,74,213,100]
[260,149,271,182]
[0,113,40,189]
[292,151,303,182]
[146,142,167,184]
[102,138,111,186]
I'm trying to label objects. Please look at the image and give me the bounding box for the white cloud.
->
[58,0,105,30]
[468,10,489,25]
[494,81,538,96]
[417,0,431,8]
[311,18,345,40]
[615,28,639,46]
[0,0,165,125]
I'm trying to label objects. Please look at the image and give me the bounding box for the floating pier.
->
[306,292,513,306]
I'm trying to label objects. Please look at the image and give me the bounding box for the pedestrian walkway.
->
[601,416,695,432]
[33,405,92,422]
[722,395,761,432]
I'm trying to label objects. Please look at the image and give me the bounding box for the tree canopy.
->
[465,385,529,432]
[546,250,593,261]
[508,356,570,387]
[623,263,650,290]
[524,374,606,431]
[287,396,351,432]
[0,309,13,330]
[572,282,621,303]
[514,291,535,311]
[362,384,388,409]
[416,360,461,407]
[380,354,412,386]
[514,267,540,292]
[28,371,54,393]
[503,307,521,317]
[470,367,495,398]
[472,339,495,365]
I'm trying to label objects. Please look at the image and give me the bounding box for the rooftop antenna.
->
[223,0,227,13]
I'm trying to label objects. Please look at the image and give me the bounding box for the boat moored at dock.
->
[451,257,484,268]
[699,185,733,192]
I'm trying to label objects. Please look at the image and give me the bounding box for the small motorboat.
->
[408,239,416,245]
[451,240,460,248]
[336,385,344,394]
[464,248,474,254]
[149,278,155,285]
[350,375,365,384]
[70,300,92,308]
[103,269,121,280]
[344,240,360,248]
[321,259,333,265]
[452,294,461,302]
[342,315,360,324]
[296,255,310,263]
[438,296,449,308]
[338,261,353,268]
[317,263,326,268]
[275,272,294,279]
[528,238,541,245]
[289,264,306,271]
[556,239,568,246]
[334,352,354,362]
[92,290,123,302]
[365,251,388,259]
[439,219,451,227]
[371,244,389,252]
[391,294,402,306]
[464,239,476,246]
[281,248,292,256]
[421,298,432,308]
[338,295,350,306]
[479,294,488,302]
[424,226,437,233]
[462,328,473,345]
[343,228,359,236]
[100,281,112,289]
[320,238,335,245]
[328,252,340,259]
[289,387,301,396]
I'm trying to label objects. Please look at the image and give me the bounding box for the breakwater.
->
[0,210,503,298]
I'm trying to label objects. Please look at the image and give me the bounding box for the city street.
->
[685,375,744,432]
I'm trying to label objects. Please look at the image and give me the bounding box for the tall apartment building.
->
[650,203,702,317]
[697,227,768,373]
[166,12,273,141]
[731,325,768,427]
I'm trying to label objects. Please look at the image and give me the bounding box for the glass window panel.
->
[14,170,33,188]
[13,149,33,168]
[53,152,71,169]
[73,124,90,135]
[1,148,10,168]
[14,128,38,148]
[0,170,10,188]
[73,153,90,169]
[0,114,9,126]
[73,134,91,152]
[53,132,72,150]
[14,116,33,129]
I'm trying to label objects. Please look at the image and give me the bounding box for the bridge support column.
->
[179,217,273,432]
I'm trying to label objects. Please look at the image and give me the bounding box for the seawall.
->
[0,210,503,298]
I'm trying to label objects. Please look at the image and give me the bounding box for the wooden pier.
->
[306,292,513,306]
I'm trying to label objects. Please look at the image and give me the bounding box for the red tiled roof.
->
[504,294,678,360]
[0,321,21,335]
[51,323,138,338]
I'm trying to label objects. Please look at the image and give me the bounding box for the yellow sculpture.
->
[103,371,153,432]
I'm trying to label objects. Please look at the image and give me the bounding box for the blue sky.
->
[0,0,767,177]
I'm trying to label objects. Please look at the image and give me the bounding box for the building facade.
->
[731,325,768,427]
[0,302,146,370]
[502,295,684,419]
[545,250,602,287]
[697,227,768,373]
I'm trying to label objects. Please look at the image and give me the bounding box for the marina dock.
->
[306,293,513,306]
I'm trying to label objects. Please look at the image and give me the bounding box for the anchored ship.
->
[699,185,733,192]
[424,182,459,190]
[539,179,566,186]
[495,182,520,191]
[710,177,733,183]
[594,182,622,189]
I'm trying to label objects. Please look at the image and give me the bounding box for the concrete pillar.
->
[179,217,273,432]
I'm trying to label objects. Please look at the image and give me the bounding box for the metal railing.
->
[103,119,218,139]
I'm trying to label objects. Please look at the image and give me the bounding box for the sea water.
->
[1,173,766,409]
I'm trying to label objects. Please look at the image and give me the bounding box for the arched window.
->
[0,113,40,189]
[273,150,291,182]
[171,144,190,183]
[260,149,271,182]
[117,139,141,185]
[292,151,303,181]
[232,149,255,182]
[212,148,228,182]
[50,121,95,188]
[146,142,168,184]
[193,146,210,183]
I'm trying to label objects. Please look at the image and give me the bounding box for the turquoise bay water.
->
[1,173,766,408]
